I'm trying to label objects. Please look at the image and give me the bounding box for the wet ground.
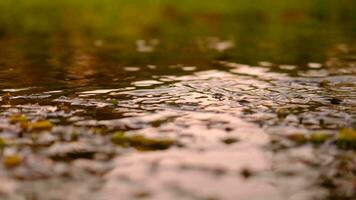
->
[0,1,356,200]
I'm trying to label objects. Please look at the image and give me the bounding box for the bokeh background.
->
[0,0,355,87]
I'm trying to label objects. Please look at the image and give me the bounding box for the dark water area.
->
[0,1,355,199]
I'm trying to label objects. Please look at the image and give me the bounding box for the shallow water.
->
[0,1,356,200]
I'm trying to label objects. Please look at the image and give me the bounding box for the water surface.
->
[0,1,355,199]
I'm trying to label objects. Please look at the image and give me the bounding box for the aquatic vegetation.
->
[111,132,175,151]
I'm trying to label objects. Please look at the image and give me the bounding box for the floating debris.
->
[328,98,342,105]
[240,168,254,179]
[221,137,239,145]
[47,142,96,160]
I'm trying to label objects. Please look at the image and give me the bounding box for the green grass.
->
[0,0,354,36]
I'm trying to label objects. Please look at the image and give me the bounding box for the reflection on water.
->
[0,0,355,199]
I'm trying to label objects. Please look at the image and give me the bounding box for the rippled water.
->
[0,1,356,200]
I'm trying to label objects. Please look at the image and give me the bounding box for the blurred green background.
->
[0,0,355,87]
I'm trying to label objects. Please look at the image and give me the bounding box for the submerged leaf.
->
[3,155,22,168]
[287,132,331,145]
[111,99,119,106]
[287,133,308,144]
[337,128,356,149]
[276,108,288,119]
[28,120,54,131]
[9,114,28,124]
[310,133,332,144]
[0,137,6,148]
[286,129,356,149]
[111,132,175,151]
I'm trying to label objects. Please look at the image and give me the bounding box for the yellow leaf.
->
[9,114,28,123]
[3,155,22,168]
[29,120,54,131]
